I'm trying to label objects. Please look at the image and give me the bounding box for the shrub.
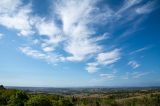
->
[25,95,52,106]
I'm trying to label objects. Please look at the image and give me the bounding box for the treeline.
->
[0,85,160,106]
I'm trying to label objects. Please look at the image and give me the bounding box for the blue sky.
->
[0,0,160,87]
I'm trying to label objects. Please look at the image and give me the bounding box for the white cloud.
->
[130,46,151,55]
[0,0,21,14]
[55,0,104,61]
[122,71,149,79]
[20,47,46,59]
[0,0,156,74]
[86,49,121,73]
[100,74,115,80]
[65,39,101,61]
[86,66,99,74]
[86,62,99,73]
[92,32,110,42]
[132,72,149,78]
[35,19,60,38]
[42,46,55,52]
[55,0,95,35]
[128,60,140,69]
[117,0,141,14]
[96,49,121,65]
[136,1,155,14]
[35,18,64,51]
[19,46,64,63]
[0,3,33,36]
[114,0,142,21]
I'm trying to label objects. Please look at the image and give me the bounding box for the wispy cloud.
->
[20,46,47,59]
[88,71,117,85]
[55,0,104,61]
[116,0,142,15]
[19,46,64,63]
[122,71,149,79]
[113,0,156,39]
[132,72,149,78]
[0,1,33,36]
[0,0,156,74]
[129,46,151,55]
[86,49,121,73]
[100,74,115,80]
[128,60,140,69]
[136,1,156,14]
[42,46,55,52]
[65,39,101,61]
[96,49,121,65]
[35,18,60,38]
[86,62,99,73]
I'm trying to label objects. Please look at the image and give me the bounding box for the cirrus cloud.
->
[0,0,156,74]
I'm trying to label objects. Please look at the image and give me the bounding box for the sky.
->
[0,0,160,87]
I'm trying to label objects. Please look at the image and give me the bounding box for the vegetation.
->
[0,85,160,106]
[0,85,5,90]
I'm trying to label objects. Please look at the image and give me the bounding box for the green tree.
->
[0,93,7,105]
[8,91,28,106]
[25,95,52,106]
[0,85,5,90]
[52,98,73,106]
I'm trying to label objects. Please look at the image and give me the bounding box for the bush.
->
[0,85,5,90]
[25,95,52,106]
[8,91,28,106]
[0,94,7,105]
[52,98,74,106]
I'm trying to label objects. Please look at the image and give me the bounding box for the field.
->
[0,85,160,106]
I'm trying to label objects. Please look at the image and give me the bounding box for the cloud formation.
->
[136,1,155,14]
[86,49,121,73]
[0,0,33,36]
[20,46,64,63]
[129,46,151,55]
[0,0,156,74]
[132,72,149,78]
[100,74,115,80]
[86,62,99,73]
[128,60,140,69]
[97,49,121,65]
[123,71,149,79]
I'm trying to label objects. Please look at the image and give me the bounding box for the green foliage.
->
[8,91,28,106]
[52,98,73,106]
[25,95,52,106]
[0,85,5,90]
[0,88,160,106]
[0,93,7,105]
